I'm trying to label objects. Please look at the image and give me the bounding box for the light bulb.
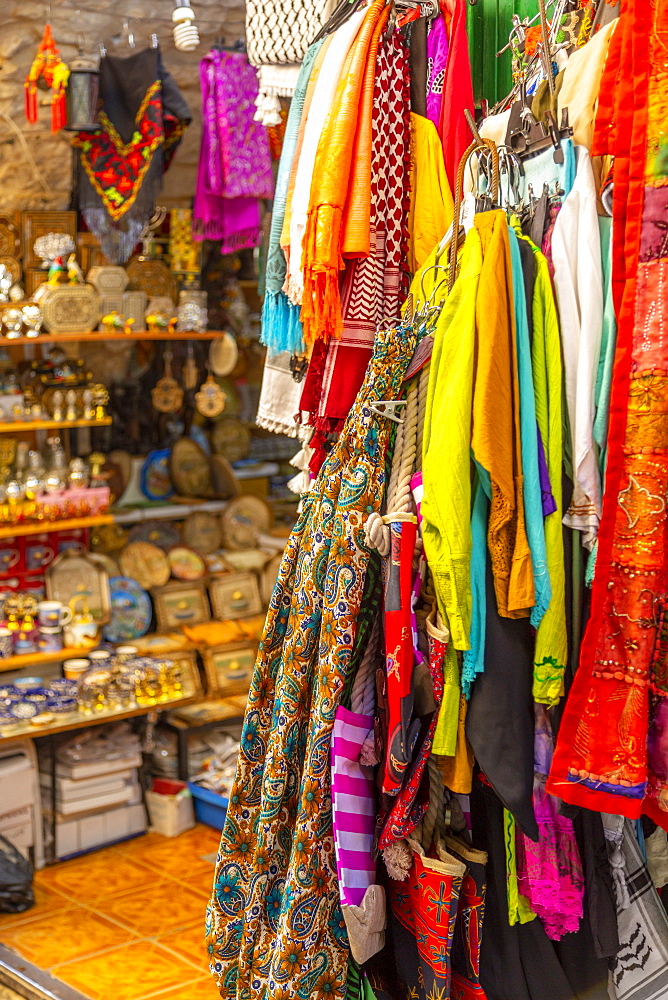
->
[172,4,200,51]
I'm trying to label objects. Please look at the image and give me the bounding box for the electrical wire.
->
[6,0,245,30]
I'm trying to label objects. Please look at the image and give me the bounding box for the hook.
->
[123,19,135,48]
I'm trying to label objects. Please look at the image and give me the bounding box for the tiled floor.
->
[0,825,222,1000]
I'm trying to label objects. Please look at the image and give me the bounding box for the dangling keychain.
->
[152,348,184,413]
[195,363,226,418]
[183,342,199,391]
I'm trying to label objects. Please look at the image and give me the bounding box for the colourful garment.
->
[526,241,568,706]
[261,41,322,356]
[425,14,449,129]
[422,229,483,650]
[408,112,454,274]
[206,318,418,1000]
[437,0,475,193]
[548,0,668,829]
[193,49,273,253]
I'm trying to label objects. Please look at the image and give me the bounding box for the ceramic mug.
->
[39,626,63,653]
[62,658,90,680]
[25,544,54,572]
[0,627,13,658]
[0,547,20,573]
[37,601,73,628]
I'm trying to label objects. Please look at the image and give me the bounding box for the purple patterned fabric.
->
[426,15,449,129]
[537,428,557,516]
[193,49,274,252]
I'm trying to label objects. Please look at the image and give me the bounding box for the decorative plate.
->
[104,576,153,642]
[119,541,171,589]
[10,701,38,720]
[182,512,223,554]
[0,256,21,284]
[168,545,207,581]
[210,454,241,499]
[141,449,174,501]
[126,258,177,303]
[211,418,251,463]
[127,520,181,550]
[170,437,211,498]
[46,550,111,623]
[220,496,273,551]
[209,333,239,377]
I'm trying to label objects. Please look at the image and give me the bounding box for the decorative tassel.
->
[261,288,304,356]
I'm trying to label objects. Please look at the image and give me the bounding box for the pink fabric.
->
[516,783,584,940]
[331,706,377,907]
[426,15,449,128]
[193,49,273,252]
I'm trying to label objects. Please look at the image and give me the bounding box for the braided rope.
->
[415,361,430,473]
[420,755,445,851]
[351,615,381,717]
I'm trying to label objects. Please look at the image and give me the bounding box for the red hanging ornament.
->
[24,24,70,132]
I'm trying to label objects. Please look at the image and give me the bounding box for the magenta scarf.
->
[426,15,449,128]
[193,50,274,253]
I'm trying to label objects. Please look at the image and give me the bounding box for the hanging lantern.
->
[64,52,100,132]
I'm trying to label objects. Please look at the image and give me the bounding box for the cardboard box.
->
[146,781,194,838]
[56,753,142,781]
[0,741,44,868]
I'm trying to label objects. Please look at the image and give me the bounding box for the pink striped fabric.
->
[331,706,377,906]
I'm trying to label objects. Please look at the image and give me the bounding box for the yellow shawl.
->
[408,113,454,273]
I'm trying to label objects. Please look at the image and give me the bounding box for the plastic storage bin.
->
[187,782,228,830]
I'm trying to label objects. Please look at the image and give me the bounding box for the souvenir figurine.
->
[82,387,94,421]
[21,305,43,339]
[68,457,89,489]
[91,384,109,420]
[52,389,64,422]
[195,370,226,418]
[89,452,106,487]
[146,312,168,333]
[67,254,84,284]
[65,388,78,422]
[102,310,124,333]
[0,265,12,303]
[47,256,66,286]
[3,309,23,340]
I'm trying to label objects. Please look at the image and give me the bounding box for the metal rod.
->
[538,0,555,95]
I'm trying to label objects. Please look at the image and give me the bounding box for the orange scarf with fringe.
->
[300,0,388,344]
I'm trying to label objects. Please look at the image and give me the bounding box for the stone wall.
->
[0,0,246,212]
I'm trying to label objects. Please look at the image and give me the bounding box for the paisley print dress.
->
[206,321,418,1000]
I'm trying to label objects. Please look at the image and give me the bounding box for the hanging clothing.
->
[557,18,618,150]
[408,113,454,274]
[425,14,449,130]
[261,41,323,356]
[548,0,668,830]
[72,46,190,264]
[206,320,418,1000]
[301,0,388,345]
[437,0,475,193]
[301,29,412,436]
[285,8,367,306]
[193,49,273,253]
[551,146,604,550]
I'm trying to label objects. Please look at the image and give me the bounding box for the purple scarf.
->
[193,50,274,253]
[426,15,449,128]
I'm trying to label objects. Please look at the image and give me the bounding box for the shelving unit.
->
[0,692,197,744]
[1,330,227,346]
[0,513,113,539]
[0,417,112,434]
[0,644,97,674]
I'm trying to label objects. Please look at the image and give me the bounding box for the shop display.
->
[202,642,256,697]
[208,572,262,620]
[140,450,174,501]
[219,495,272,550]
[119,541,171,590]
[104,576,152,642]
[153,579,210,631]
[167,545,207,582]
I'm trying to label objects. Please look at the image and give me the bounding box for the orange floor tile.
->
[0,824,221,1000]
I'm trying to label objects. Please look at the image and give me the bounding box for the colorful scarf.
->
[426,14,449,129]
[285,10,367,306]
[437,0,475,193]
[408,112,453,273]
[261,41,323,356]
[73,46,190,264]
[193,49,273,253]
[548,0,668,829]
[301,30,412,446]
[300,0,388,345]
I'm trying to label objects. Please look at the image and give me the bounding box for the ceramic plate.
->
[168,545,207,581]
[104,576,152,642]
[141,449,175,501]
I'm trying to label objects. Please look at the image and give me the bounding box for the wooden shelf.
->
[0,417,112,434]
[0,514,113,539]
[2,331,227,346]
[0,693,197,744]
[0,645,97,674]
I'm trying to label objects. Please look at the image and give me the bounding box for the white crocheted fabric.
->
[246,0,330,66]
